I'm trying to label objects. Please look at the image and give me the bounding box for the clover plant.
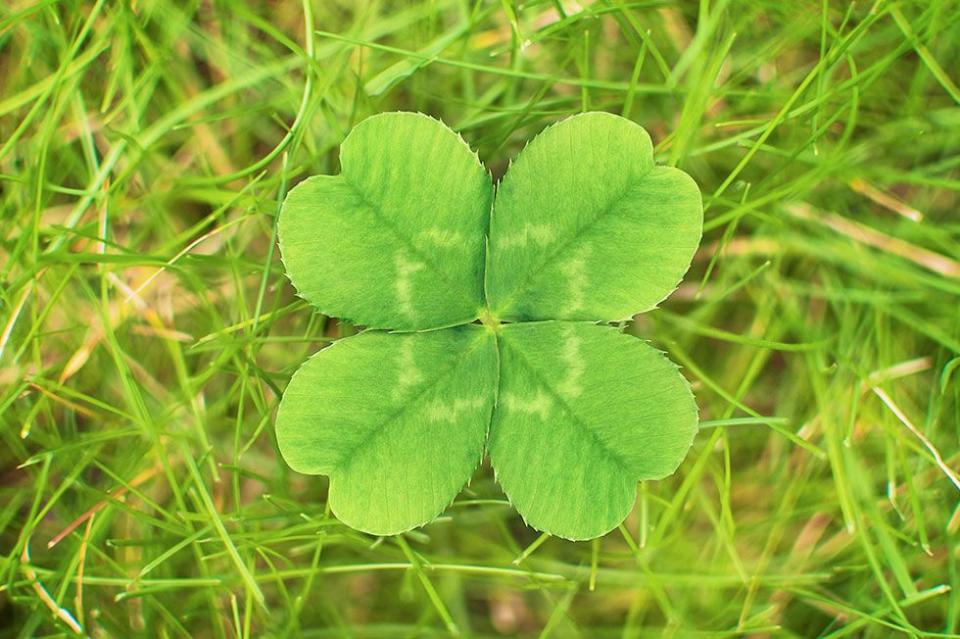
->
[276,111,703,540]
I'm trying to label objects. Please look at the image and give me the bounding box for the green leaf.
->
[276,111,705,540]
[488,322,698,540]
[486,112,703,322]
[276,325,498,535]
[278,112,492,330]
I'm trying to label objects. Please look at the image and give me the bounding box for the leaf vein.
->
[494,166,656,316]
[341,175,479,313]
[332,332,488,477]
[499,334,631,476]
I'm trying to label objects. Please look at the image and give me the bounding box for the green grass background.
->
[2,0,960,636]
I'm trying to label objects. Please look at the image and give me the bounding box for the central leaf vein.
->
[499,333,631,476]
[341,175,479,315]
[492,166,655,316]
[332,332,489,476]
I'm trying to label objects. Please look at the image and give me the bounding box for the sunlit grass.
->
[1,0,959,636]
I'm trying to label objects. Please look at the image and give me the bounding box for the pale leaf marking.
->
[559,247,590,312]
[395,252,425,318]
[392,338,424,400]
[425,395,487,422]
[498,223,555,249]
[557,325,584,399]
[419,228,465,248]
[502,391,552,420]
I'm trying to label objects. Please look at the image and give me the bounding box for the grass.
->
[1,0,959,636]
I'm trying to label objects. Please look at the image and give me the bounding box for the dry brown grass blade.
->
[47,464,161,549]
[785,202,960,278]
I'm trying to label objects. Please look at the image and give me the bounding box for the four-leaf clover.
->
[276,111,703,540]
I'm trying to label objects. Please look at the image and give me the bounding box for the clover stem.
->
[478,307,501,332]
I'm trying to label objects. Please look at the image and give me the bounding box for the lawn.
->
[1,0,959,636]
